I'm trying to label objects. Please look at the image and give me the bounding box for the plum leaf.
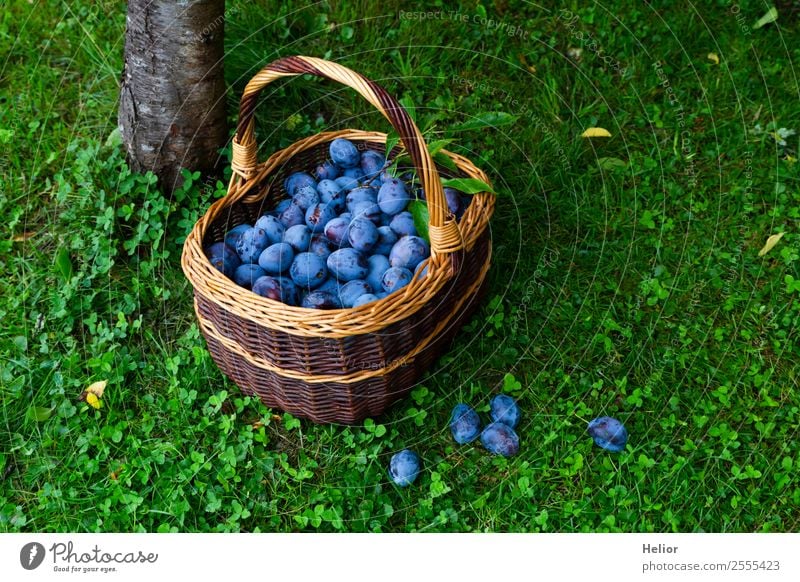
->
[441,177,495,195]
[408,200,429,243]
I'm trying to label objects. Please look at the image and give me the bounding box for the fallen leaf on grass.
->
[707,52,719,65]
[581,127,612,138]
[758,232,784,257]
[753,7,778,30]
[79,380,107,410]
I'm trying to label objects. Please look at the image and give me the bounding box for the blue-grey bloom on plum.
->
[388,449,420,487]
[587,416,628,453]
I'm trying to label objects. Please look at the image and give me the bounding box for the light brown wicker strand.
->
[229,55,458,254]
[181,131,494,337]
[195,253,490,384]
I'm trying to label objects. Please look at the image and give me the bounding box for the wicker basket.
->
[181,56,495,424]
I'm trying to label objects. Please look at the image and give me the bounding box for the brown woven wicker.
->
[181,56,495,423]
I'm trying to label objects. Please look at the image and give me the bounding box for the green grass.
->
[1,0,799,532]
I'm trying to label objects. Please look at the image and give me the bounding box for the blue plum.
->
[490,394,520,429]
[289,252,328,290]
[389,236,430,271]
[587,417,628,453]
[252,275,297,305]
[346,186,378,210]
[233,263,266,289]
[349,200,381,224]
[381,266,413,293]
[480,422,520,457]
[327,248,369,282]
[206,242,240,277]
[314,160,340,181]
[352,293,379,307]
[275,198,293,214]
[347,217,379,252]
[257,242,295,274]
[450,403,481,444]
[317,179,342,202]
[305,202,338,233]
[343,166,365,180]
[316,277,340,295]
[360,150,386,179]
[309,234,334,258]
[338,279,372,308]
[388,449,420,487]
[279,202,306,228]
[389,211,417,237]
[223,223,252,249]
[292,184,320,210]
[301,290,340,309]
[254,215,285,244]
[377,178,410,215]
[324,216,351,247]
[283,224,311,252]
[334,175,359,192]
[235,226,270,264]
[373,225,398,255]
[284,172,316,196]
[329,138,359,168]
[444,187,462,216]
[366,254,390,293]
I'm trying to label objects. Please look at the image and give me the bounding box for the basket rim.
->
[181,129,495,338]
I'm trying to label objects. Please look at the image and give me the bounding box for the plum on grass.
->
[450,404,481,444]
[587,417,628,453]
[389,236,429,271]
[388,449,420,487]
[289,252,328,290]
[327,248,369,282]
[233,264,266,289]
[206,242,240,277]
[381,266,413,293]
[480,423,520,457]
[329,138,359,168]
[347,217,379,252]
[258,242,295,274]
[490,394,520,428]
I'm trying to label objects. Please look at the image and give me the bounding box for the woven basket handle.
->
[231,55,462,255]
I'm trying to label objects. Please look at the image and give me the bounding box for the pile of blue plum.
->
[450,395,521,457]
[204,138,471,309]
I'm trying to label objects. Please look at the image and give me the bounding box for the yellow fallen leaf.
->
[85,392,102,410]
[707,52,719,65]
[582,127,612,138]
[758,232,785,257]
[86,380,107,398]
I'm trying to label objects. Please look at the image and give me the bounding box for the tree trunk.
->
[119,0,227,192]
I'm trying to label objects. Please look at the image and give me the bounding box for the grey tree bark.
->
[119,0,227,192]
